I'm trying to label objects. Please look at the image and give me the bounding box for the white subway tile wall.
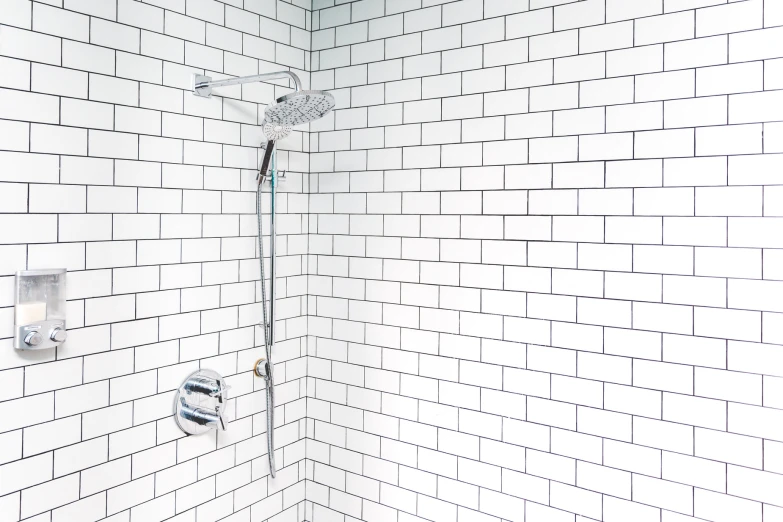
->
[2,0,783,521]
[0,0,312,520]
[304,1,783,522]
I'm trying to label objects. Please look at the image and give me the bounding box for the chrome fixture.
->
[192,71,303,98]
[263,121,292,141]
[14,269,67,351]
[191,71,335,126]
[254,356,275,474]
[258,169,287,185]
[175,369,229,436]
[254,147,280,477]
[192,69,335,478]
[263,89,336,127]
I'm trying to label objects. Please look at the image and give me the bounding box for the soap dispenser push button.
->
[50,327,67,343]
[24,331,43,347]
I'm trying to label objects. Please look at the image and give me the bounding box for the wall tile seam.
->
[0,376,310,428]
[300,475,775,518]
[307,131,781,147]
[303,283,779,316]
[304,496,573,522]
[310,26,779,58]
[30,0,315,21]
[303,369,777,429]
[311,94,777,124]
[308,126,775,140]
[311,6,780,42]
[0,39,307,91]
[310,58,776,88]
[302,210,775,220]
[0,305,309,326]
[0,447,305,497]
[303,159,775,173]
[301,472,765,504]
[300,284,724,303]
[6,2,316,52]
[0,187,302,203]
[298,234,760,252]
[3,464,307,520]
[17,261,769,284]
[0,89,292,132]
[304,182,775,195]
[6,363,310,403]
[301,180,775,197]
[140,476,308,521]
[302,350,768,395]
[303,159,723,172]
[0,118,294,160]
[302,428,749,479]
[312,0,703,24]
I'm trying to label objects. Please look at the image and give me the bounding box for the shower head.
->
[258,90,334,186]
[263,121,292,141]
[257,121,294,186]
[263,90,335,126]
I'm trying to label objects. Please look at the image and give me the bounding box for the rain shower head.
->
[263,90,336,126]
[258,90,334,185]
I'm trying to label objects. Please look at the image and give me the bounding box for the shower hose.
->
[256,149,276,478]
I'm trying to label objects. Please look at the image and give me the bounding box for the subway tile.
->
[117,52,163,84]
[0,56,31,91]
[33,3,89,42]
[0,25,61,65]
[0,88,59,124]
[62,98,114,130]
[0,2,780,520]
[143,31,186,64]
[530,29,578,61]
[65,0,117,20]
[119,0,164,32]
[90,18,140,54]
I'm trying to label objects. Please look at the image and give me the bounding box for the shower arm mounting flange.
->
[191,71,303,98]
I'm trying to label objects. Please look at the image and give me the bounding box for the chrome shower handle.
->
[178,398,226,430]
[183,375,231,401]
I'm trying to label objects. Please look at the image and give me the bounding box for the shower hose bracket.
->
[254,357,272,380]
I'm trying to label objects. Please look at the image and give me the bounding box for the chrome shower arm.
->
[192,71,302,98]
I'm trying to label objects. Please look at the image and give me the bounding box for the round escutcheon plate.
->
[174,369,228,436]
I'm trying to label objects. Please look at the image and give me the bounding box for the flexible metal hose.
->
[256,149,276,478]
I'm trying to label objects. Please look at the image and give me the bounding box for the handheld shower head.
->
[263,122,292,141]
[263,90,336,126]
[258,121,293,186]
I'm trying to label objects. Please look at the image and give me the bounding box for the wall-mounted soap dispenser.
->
[14,269,67,350]
[175,369,230,435]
